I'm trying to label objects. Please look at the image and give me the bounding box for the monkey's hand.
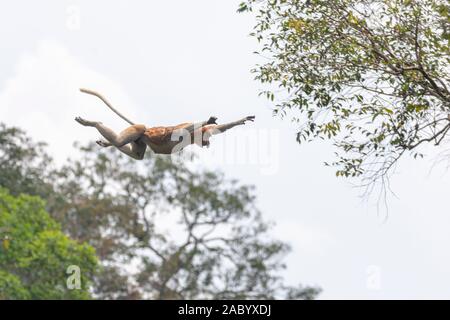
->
[207,116,218,125]
[239,115,255,125]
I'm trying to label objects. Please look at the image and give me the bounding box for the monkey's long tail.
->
[79,88,136,125]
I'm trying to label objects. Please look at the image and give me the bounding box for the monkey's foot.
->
[207,116,218,125]
[75,116,97,127]
[96,139,111,147]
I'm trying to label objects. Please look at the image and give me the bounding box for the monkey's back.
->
[144,123,191,145]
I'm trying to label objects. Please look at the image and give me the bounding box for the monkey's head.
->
[202,139,210,148]
[202,135,211,148]
[201,130,212,148]
[191,129,211,148]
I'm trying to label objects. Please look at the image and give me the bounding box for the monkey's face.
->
[202,131,212,148]
[191,130,211,148]
[202,139,210,147]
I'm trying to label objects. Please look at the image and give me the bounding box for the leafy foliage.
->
[0,123,320,299]
[240,0,450,189]
[0,123,54,198]
[0,188,97,299]
[52,145,318,299]
[0,270,29,299]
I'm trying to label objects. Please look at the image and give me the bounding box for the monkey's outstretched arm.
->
[79,88,135,125]
[212,115,255,134]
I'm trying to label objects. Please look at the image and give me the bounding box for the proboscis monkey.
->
[75,88,255,159]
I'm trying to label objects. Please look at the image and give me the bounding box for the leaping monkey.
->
[75,88,255,159]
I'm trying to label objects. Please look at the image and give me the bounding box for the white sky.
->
[1,0,450,299]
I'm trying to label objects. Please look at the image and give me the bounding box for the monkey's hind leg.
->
[75,117,147,160]
[96,138,146,160]
[96,139,112,147]
[75,116,146,147]
[95,138,146,160]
